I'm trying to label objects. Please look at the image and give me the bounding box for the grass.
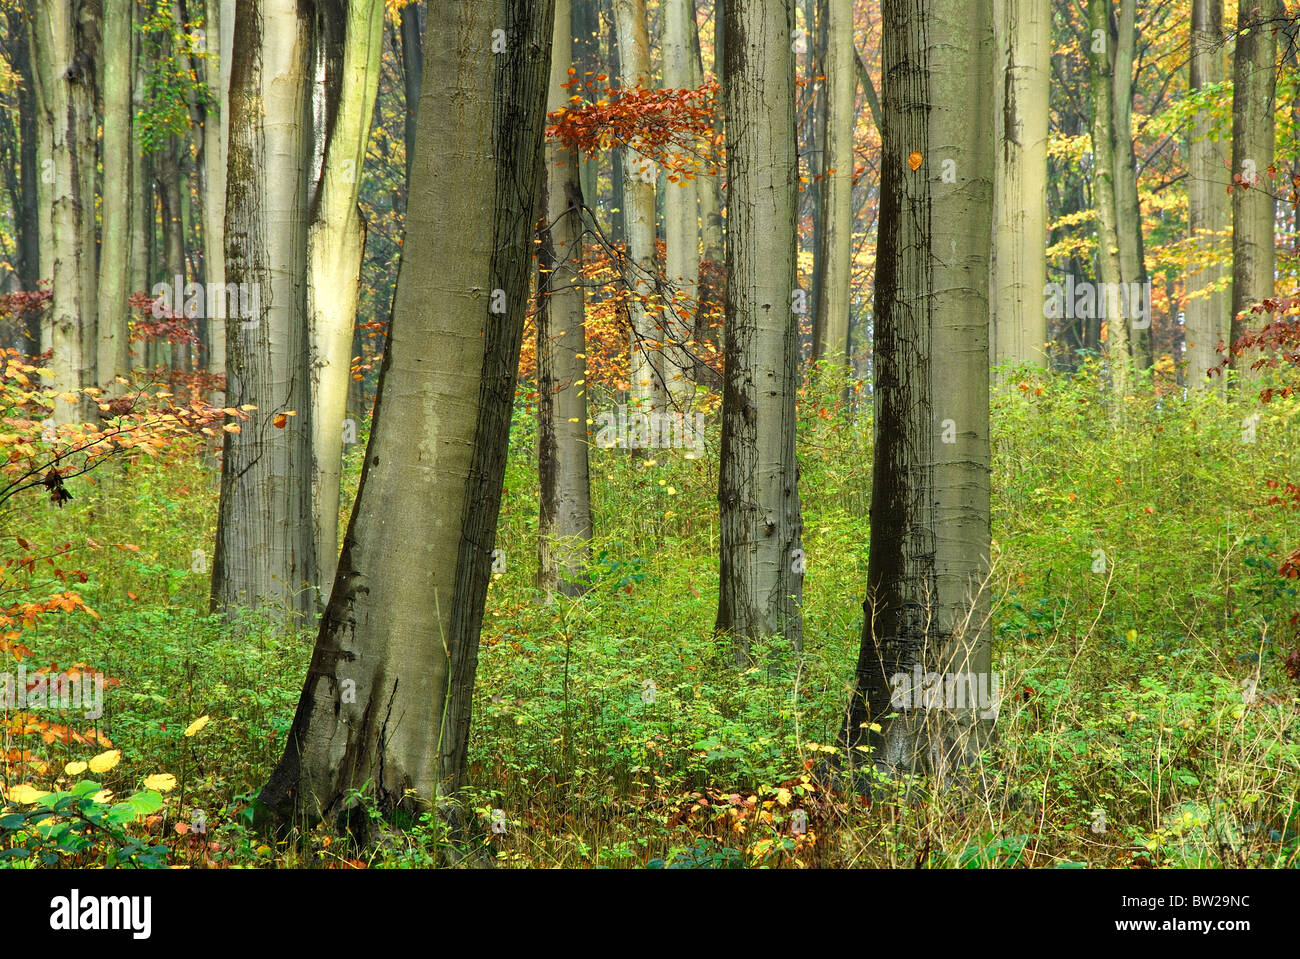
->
[3,361,1299,868]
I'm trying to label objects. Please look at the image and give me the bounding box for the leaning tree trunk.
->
[845,0,994,779]
[307,0,385,601]
[257,0,555,832]
[990,0,1049,372]
[537,0,594,600]
[612,0,665,415]
[1230,0,1280,385]
[1186,0,1230,390]
[397,0,422,191]
[210,0,317,620]
[812,0,854,365]
[660,0,700,405]
[1086,0,1130,402]
[715,0,804,663]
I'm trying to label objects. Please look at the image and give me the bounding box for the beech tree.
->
[1185,0,1230,390]
[990,0,1049,371]
[812,0,853,365]
[306,0,385,597]
[96,0,132,392]
[845,0,995,775]
[612,0,664,414]
[258,0,554,829]
[715,0,804,662]
[210,0,317,619]
[537,0,594,598]
[1229,0,1280,382]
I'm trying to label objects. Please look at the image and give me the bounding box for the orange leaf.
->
[908,151,923,171]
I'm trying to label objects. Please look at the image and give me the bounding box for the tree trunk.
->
[1111,0,1151,370]
[397,0,422,191]
[812,0,853,364]
[6,9,42,350]
[201,0,234,402]
[1186,0,1230,390]
[537,0,594,599]
[989,0,1049,371]
[611,0,664,414]
[210,0,317,620]
[661,0,699,404]
[27,0,97,422]
[257,0,555,832]
[1086,0,1130,401]
[1229,0,1279,384]
[307,0,385,603]
[845,0,994,779]
[95,0,132,392]
[715,0,803,662]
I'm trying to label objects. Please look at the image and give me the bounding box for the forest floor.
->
[5,361,1300,868]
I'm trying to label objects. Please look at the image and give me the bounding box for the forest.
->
[0,0,1297,884]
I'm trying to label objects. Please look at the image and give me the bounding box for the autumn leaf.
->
[143,773,178,792]
[87,749,122,773]
[6,783,50,804]
[908,150,923,171]
[184,715,211,737]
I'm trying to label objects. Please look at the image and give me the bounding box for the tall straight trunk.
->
[693,2,724,267]
[158,142,186,372]
[845,0,995,777]
[307,0,385,604]
[129,8,151,372]
[1186,0,1230,390]
[661,0,699,404]
[258,0,555,829]
[8,10,42,349]
[612,0,664,413]
[1086,0,1130,400]
[538,0,594,599]
[96,0,132,392]
[397,0,422,191]
[607,11,626,246]
[201,0,234,402]
[715,0,803,661]
[803,0,824,350]
[1111,0,1151,370]
[573,0,600,208]
[989,0,1049,371]
[1230,0,1279,383]
[210,0,317,620]
[27,0,96,422]
[812,0,853,364]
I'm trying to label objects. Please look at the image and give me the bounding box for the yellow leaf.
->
[184,715,210,737]
[92,789,113,804]
[63,760,88,776]
[143,773,178,792]
[6,783,49,804]
[88,749,121,773]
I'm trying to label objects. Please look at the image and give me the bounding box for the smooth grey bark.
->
[989,0,1049,371]
[661,0,700,405]
[846,0,995,778]
[210,0,317,620]
[715,0,803,662]
[96,0,131,392]
[307,0,385,602]
[812,0,853,364]
[1186,0,1230,390]
[1112,0,1151,370]
[257,0,555,831]
[1229,0,1280,383]
[612,0,665,414]
[397,0,422,190]
[1086,0,1131,400]
[538,0,594,599]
